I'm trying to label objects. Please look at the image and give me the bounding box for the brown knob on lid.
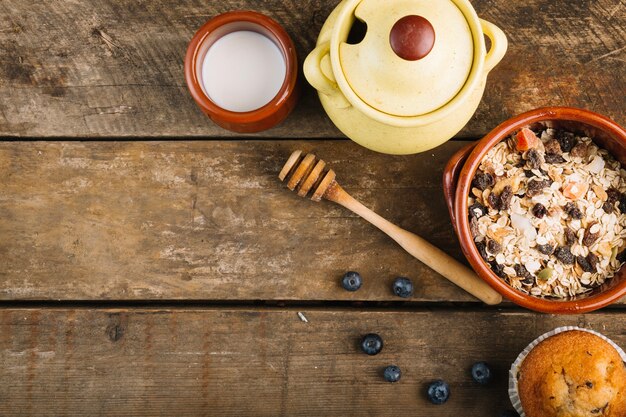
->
[389,15,435,61]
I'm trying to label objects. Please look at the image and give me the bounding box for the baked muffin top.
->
[518,330,626,417]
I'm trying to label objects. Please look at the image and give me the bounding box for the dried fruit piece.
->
[555,130,577,152]
[619,194,626,213]
[532,203,547,218]
[499,186,513,210]
[487,193,499,210]
[515,128,539,151]
[564,228,577,246]
[472,171,494,191]
[515,264,533,280]
[525,148,543,169]
[487,239,502,254]
[563,202,583,219]
[543,139,562,155]
[603,201,615,214]
[606,188,621,204]
[470,217,479,237]
[569,142,588,158]
[468,202,487,219]
[489,261,506,278]
[544,153,566,164]
[563,180,588,200]
[576,256,595,273]
[582,223,600,246]
[587,252,599,267]
[555,246,575,264]
[526,179,550,197]
[475,241,488,260]
[536,244,555,255]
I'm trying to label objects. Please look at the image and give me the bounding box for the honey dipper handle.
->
[329,186,502,305]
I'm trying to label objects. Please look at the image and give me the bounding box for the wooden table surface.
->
[0,0,624,415]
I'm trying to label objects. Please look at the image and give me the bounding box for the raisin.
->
[472,171,494,191]
[470,217,479,237]
[469,203,487,219]
[475,241,488,260]
[544,153,566,164]
[564,228,577,245]
[563,202,583,219]
[514,264,532,279]
[532,203,547,218]
[487,193,499,210]
[617,250,626,263]
[603,202,615,214]
[569,143,588,158]
[487,239,502,254]
[525,148,543,169]
[619,194,626,213]
[524,170,534,178]
[536,244,555,255]
[544,139,562,155]
[521,276,534,285]
[587,252,599,267]
[606,188,621,204]
[489,261,506,278]
[577,256,595,273]
[583,225,599,246]
[555,130,577,153]
[499,186,513,210]
[555,246,575,265]
[527,179,549,197]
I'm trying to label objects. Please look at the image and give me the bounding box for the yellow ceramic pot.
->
[304,0,507,155]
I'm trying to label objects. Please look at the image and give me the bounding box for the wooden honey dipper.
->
[279,150,502,305]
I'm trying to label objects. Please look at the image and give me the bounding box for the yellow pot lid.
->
[339,0,474,117]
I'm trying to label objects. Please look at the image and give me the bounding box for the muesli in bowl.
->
[468,127,626,299]
[444,107,626,313]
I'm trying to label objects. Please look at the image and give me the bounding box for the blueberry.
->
[392,277,413,298]
[427,379,450,404]
[383,365,401,383]
[360,333,383,355]
[471,361,492,385]
[499,410,520,417]
[341,271,362,291]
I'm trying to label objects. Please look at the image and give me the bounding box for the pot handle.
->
[480,19,508,74]
[442,142,477,232]
[304,41,338,96]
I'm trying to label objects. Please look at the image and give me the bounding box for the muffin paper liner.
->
[508,326,626,417]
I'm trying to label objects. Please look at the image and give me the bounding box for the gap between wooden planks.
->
[1,307,623,417]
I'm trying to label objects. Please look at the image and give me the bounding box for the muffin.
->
[517,330,626,417]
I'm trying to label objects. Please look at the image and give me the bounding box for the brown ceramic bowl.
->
[443,107,626,313]
[184,11,299,133]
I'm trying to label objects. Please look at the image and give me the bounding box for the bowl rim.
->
[453,106,626,313]
[183,10,299,132]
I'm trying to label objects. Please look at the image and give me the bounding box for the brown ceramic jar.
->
[184,11,299,133]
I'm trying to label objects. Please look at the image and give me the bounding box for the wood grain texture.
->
[1,307,624,416]
[0,140,486,302]
[0,0,623,138]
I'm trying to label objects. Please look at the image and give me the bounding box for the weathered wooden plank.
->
[0,0,623,138]
[1,307,623,416]
[0,140,484,302]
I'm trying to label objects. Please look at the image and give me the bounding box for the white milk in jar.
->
[201,31,286,112]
